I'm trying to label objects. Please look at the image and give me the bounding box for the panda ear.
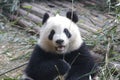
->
[66,11,78,23]
[42,13,49,24]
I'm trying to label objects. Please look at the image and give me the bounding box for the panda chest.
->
[64,51,83,65]
[44,52,64,60]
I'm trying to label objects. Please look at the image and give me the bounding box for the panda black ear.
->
[42,13,49,24]
[66,11,78,23]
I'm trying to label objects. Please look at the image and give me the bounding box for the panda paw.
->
[55,59,71,75]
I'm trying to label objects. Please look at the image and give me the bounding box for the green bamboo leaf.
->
[22,5,32,9]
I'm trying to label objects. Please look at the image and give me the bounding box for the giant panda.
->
[22,11,98,80]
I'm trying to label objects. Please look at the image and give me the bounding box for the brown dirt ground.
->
[0,24,37,79]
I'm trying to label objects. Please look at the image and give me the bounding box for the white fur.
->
[38,14,83,54]
[21,74,33,80]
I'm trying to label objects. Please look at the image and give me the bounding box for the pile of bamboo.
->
[8,1,115,36]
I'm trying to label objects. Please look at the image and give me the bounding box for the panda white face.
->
[38,13,83,54]
[48,25,71,53]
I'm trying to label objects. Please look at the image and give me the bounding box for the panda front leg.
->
[65,65,90,80]
[66,65,97,80]
[45,60,71,80]
[45,59,71,80]
[24,59,70,80]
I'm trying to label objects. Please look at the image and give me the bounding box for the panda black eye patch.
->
[48,30,55,40]
[64,28,71,38]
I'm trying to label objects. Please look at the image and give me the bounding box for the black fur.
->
[56,39,64,45]
[42,13,49,24]
[65,42,97,80]
[66,11,78,23]
[48,29,55,40]
[64,28,71,38]
[25,45,70,80]
[24,42,97,80]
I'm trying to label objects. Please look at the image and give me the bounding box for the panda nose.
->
[56,39,64,45]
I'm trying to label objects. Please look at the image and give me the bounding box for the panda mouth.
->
[56,45,65,52]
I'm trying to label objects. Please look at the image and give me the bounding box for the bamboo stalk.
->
[78,23,98,33]
[21,3,45,18]
[8,14,41,34]
[18,9,42,24]
[30,2,56,16]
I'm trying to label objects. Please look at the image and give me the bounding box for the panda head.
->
[38,11,83,54]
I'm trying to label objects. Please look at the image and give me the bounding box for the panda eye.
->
[48,30,55,40]
[64,28,71,38]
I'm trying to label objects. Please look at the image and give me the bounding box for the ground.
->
[0,24,37,79]
[0,1,120,80]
